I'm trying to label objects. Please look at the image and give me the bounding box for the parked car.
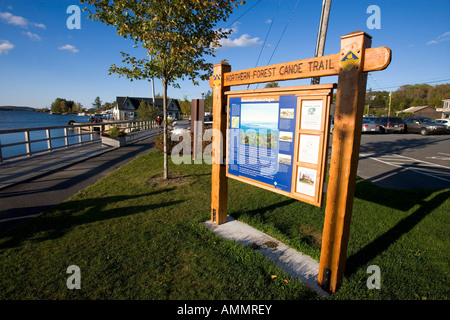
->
[403,116,447,135]
[362,118,380,133]
[88,115,106,123]
[435,119,450,132]
[373,117,405,133]
[171,122,191,138]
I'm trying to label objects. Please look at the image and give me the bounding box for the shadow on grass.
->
[230,199,297,220]
[0,187,183,249]
[345,189,449,276]
[354,178,438,211]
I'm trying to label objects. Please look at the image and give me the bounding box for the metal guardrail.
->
[0,120,155,162]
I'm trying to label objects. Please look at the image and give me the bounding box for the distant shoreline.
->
[0,106,36,112]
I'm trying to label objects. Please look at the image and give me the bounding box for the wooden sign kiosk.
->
[209,31,391,293]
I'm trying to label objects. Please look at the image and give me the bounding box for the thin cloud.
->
[33,23,46,30]
[427,31,450,45]
[219,34,262,48]
[0,40,14,55]
[23,31,41,41]
[217,22,261,49]
[0,12,28,28]
[58,44,79,53]
[0,11,46,30]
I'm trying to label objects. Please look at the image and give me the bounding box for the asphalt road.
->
[0,136,156,233]
[357,132,450,189]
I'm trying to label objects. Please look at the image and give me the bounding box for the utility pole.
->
[311,0,332,85]
[388,91,392,116]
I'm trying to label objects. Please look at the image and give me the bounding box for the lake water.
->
[0,110,92,159]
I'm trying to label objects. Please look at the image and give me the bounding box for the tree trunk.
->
[163,81,169,179]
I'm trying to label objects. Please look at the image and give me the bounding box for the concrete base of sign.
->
[202,216,330,298]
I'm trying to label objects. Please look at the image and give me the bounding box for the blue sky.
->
[0,0,449,109]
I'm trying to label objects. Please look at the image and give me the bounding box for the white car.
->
[171,123,191,138]
[435,119,450,131]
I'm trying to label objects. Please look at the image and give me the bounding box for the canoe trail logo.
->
[340,50,360,71]
[213,74,221,87]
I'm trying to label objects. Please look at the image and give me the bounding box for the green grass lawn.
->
[0,152,448,300]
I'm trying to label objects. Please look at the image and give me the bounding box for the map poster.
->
[228,95,297,193]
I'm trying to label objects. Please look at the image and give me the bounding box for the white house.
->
[113,96,181,120]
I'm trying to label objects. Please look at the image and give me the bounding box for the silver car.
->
[362,118,380,133]
[403,117,447,135]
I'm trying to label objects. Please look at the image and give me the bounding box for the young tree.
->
[204,90,213,113]
[81,0,245,179]
[179,95,191,116]
[137,100,159,121]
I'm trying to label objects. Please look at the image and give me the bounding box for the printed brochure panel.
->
[228,95,297,192]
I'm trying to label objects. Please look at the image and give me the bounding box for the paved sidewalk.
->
[203,216,330,298]
[0,141,116,190]
[0,132,158,233]
[0,129,159,190]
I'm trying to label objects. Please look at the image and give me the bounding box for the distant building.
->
[397,105,440,119]
[114,96,181,120]
[440,99,450,119]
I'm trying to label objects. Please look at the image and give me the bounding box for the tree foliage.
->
[365,83,450,115]
[264,81,279,88]
[50,98,80,114]
[81,0,245,88]
[137,100,159,120]
[179,95,191,115]
[204,90,213,113]
[81,0,245,179]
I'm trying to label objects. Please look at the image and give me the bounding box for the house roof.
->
[116,96,180,111]
[401,106,435,113]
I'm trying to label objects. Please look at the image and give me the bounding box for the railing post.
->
[0,137,3,162]
[25,130,31,156]
[46,129,52,151]
[64,128,69,148]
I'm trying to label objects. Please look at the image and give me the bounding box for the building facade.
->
[114,96,181,120]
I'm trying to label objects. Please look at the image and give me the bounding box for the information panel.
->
[226,85,334,207]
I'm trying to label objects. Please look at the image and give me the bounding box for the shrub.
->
[105,126,126,138]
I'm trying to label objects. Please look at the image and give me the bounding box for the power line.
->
[226,0,263,29]
[255,0,301,89]
[266,0,301,66]
[248,0,282,89]
[253,0,282,69]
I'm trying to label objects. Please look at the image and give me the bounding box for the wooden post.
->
[210,61,231,225]
[318,31,372,293]
[191,99,205,161]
